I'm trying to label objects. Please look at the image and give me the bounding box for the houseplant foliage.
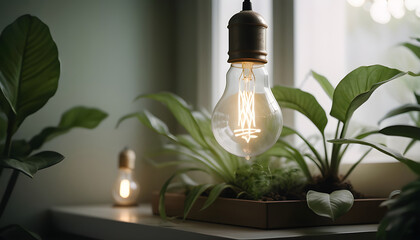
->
[331,102,420,239]
[332,39,420,239]
[0,15,107,239]
[118,92,305,219]
[270,64,419,219]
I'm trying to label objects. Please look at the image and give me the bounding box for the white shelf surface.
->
[51,204,378,240]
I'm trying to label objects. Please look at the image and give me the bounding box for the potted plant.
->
[117,62,417,228]
[268,64,417,220]
[118,92,306,228]
[0,15,107,239]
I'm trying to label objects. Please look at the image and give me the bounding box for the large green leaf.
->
[331,65,417,123]
[329,138,420,176]
[29,107,107,151]
[310,70,334,99]
[378,104,420,124]
[0,15,60,131]
[402,42,420,60]
[136,92,207,147]
[272,86,327,133]
[1,151,64,178]
[306,190,354,221]
[379,125,420,141]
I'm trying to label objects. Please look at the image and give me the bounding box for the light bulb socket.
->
[119,148,136,169]
[228,10,268,64]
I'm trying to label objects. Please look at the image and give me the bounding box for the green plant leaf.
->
[404,139,417,154]
[276,140,312,181]
[379,125,420,141]
[183,184,212,219]
[0,15,60,131]
[342,149,372,181]
[329,138,420,176]
[310,70,334,99]
[159,168,206,219]
[201,183,231,211]
[402,42,420,60]
[272,86,327,133]
[331,65,417,123]
[0,224,41,240]
[0,111,6,145]
[29,107,107,151]
[377,178,420,240]
[306,190,354,221]
[378,104,420,124]
[1,151,64,177]
[117,111,178,142]
[414,92,420,104]
[136,92,207,147]
[280,126,294,137]
[10,140,32,158]
[280,126,324,167]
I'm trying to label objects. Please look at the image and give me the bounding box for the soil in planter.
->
[304,175,365,199]
[201,175,365,202]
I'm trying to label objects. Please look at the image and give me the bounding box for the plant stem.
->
[0,114,18,220]
[330,121,346,179]
[321,134,329,174]
[0,170,19,218]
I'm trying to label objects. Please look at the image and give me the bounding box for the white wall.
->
[0,0,178,235]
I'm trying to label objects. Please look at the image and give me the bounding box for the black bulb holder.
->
[228,0,267,64]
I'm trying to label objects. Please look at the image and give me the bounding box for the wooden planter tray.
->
[151,192,387,229]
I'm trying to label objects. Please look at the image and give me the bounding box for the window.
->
[295,0,420,163]
[210,0,273,108]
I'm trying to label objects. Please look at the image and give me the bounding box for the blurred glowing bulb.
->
[347,0,365,7]
[388,0,406,18]
[112,148,139,206]
[370,0,391,24]
[119,180,130,198]
[212,62,283,160]
[405,0,420,11]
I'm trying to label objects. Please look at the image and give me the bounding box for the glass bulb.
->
[212,62,283,160]
[112,168,139,206]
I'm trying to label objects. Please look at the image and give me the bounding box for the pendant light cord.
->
[242,0,252,10]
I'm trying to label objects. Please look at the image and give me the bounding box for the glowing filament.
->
[234,63,261,143]
[119,179,130,198]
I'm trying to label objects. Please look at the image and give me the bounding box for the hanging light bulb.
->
[370,0,391,24]
[112,148,140,206]
[212,0,283,160]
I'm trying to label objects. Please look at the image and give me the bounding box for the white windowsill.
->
[51,204,378,240]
